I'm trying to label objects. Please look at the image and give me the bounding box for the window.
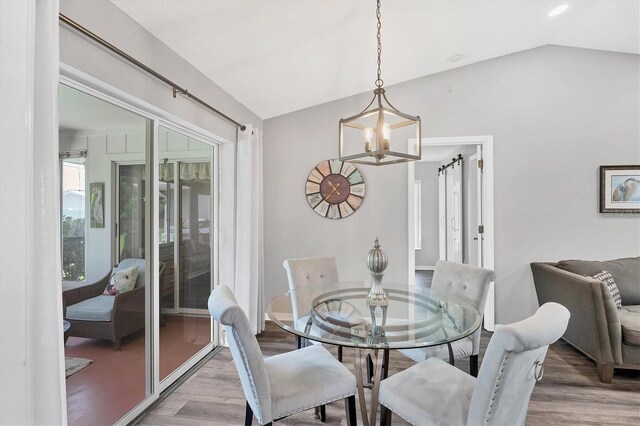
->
[61,157,86,281]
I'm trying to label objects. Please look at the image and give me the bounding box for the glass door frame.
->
[154,120,220,391]
[60,68,226,425]
[157,156,216,317]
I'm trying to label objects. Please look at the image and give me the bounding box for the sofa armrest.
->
[62,272,111,316]
[531,263,622,364]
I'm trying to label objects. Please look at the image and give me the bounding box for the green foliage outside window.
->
[62,215,85,281]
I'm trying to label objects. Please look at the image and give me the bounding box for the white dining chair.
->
[283,257,341,352]
[208,285,358,426]
[379,302,570,426]
[400,260,495,376]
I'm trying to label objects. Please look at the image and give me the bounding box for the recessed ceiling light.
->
[448,54,463,63]
[548,4,569,17]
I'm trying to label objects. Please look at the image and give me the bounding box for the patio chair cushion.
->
[103,265,139,296]
[66,295,115,322]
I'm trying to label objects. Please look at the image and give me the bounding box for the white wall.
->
[414,162,439,267]
[264,45,640,323]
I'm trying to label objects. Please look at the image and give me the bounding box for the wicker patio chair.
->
[63,259,165,350]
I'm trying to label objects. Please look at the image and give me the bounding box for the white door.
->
[468,154,480,266]
[475,145,484,267]
[438,171,446,260]
[445,163,463,262]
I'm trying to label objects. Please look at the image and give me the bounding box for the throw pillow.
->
[591,270,622,309]
[103,265,139,296]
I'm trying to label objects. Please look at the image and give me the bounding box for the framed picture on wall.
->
[89,182,105,227]
[600,165,640,213]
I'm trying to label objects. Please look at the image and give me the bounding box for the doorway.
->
[408,136,495,330]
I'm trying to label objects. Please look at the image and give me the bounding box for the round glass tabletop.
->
[267,281,482,349]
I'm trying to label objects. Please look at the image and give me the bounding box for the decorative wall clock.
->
[305,159,366,219]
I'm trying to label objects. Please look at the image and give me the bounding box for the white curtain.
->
[0,0,67,424]
[234,125,265,334]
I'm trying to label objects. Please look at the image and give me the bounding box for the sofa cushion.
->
[619,305,640,346]
[66,295,115,322]
[557,257,640,305]
[591,271,622,309]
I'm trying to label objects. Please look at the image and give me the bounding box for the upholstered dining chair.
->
[379,302,570,426]
[208,285,358,426]
[283,257,343,357]
[400,260,495,376]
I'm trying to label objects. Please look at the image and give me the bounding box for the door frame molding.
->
[408,136,495,330]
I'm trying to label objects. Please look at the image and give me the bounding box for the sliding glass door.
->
[158,126,215,381]
[59,82,219,425]
[59,84,151,426]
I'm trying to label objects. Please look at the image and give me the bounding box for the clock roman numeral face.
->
[305,159,365,220]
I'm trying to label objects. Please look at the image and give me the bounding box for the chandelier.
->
[338,0,421,166]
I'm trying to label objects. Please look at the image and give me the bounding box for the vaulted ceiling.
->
[111,0,639,119]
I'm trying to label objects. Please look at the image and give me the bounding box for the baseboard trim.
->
[415,266,435,271]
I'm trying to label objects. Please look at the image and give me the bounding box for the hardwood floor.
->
[139,322,640,425]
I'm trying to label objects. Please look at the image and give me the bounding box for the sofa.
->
[531,257,639,383]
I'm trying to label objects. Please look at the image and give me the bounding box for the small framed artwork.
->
[89,182,105,227]
[600,165,640,213]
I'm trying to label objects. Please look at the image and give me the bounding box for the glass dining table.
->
[267,281,482,426]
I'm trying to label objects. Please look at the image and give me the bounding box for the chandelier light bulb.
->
[382,123,391,151]
[364,127,374,152]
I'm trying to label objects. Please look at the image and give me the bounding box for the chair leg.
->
[345,395,357,426]
[338,345,343,362]
[380,403,392,426]
[314,406,320,419]
[245,401,253,426]
[296,335,302,349]
[470,354,479,377]
[597,363,614,383]
[320,404,326,422]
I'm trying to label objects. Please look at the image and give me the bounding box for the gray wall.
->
[264,45,640,324]
[60,0,262,142]
[414,162,439,267]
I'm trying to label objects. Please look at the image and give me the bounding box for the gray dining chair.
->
[379,302,570,426]
[208,285,357,426]
[283,257,342,356]
[400,260,495,376]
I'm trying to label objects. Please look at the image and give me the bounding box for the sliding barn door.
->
[440,158,464,263]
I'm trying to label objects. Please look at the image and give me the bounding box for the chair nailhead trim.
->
[274,391,356,419]
[232,328,265,423]
[485,353,510,424]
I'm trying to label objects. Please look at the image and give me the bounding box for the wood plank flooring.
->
[139,322,640,425]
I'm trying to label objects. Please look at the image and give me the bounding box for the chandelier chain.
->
[375,0,383,88]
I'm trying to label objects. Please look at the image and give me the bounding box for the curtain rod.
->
[59,13,246,132]
[438,153,463,175]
